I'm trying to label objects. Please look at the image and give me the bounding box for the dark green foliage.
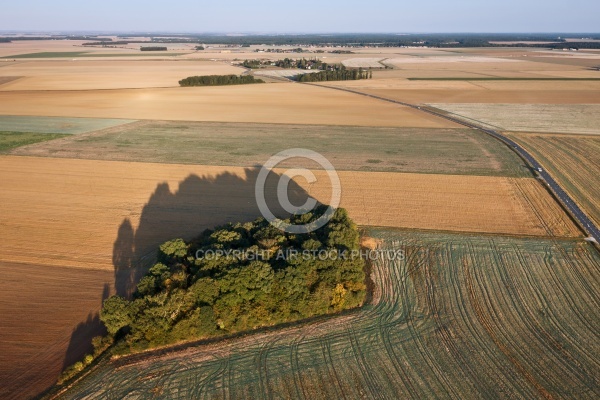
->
[140,46,168,51]
[100,296,134,335]
[179,75,265,87]
[159,239,189,261]
[99,207,366,353]
[83,41,130,46]
[297,66,371,82]
[242,59,263,69]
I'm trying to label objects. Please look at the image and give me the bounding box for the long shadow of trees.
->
[61,167,314,373]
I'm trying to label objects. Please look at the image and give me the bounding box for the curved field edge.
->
[505,132,600,229]
[55,230,600,399]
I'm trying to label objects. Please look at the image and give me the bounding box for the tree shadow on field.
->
[61,167,315,373]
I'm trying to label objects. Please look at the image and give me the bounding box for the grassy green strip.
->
[0,131,69,152]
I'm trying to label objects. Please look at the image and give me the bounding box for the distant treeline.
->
[5,33,600,49]
[71,33,600,47]
[0,35,110,41]
[84,41,131,46]
[514,42,600,50]
[0,38,11,43]
[297,67,372,82]
[179,75,265,86]
[141,46,168,51]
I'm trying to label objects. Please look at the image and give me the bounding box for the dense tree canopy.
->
[140,46,168,51]
[297,67,371,82]
[179,75,264,86]
[100,207,367,353]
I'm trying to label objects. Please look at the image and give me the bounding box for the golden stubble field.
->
[0,60,244,90]
[506,132,600,228]
[0,156,580,271]
[0,83,455,127]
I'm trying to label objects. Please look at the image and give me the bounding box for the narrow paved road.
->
[308,83,600,243]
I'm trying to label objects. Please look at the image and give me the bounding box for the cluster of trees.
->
[241,59,265,69]
[274,57,325,70]
[297,67,372,82]
[140,46,168,51]
[241,58,326,70]
[179,75,264,86]
[99,207,366,353]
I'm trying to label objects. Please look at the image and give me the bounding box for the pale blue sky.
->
[1,0,598,33]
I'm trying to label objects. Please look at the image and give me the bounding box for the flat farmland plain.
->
[0,156,577,271]
[428,103,600,134]
[0,155,580,399]
[506,132,600,228]
[0,83,454,127]
[59,230,600,399]
[13,120,530,177]
[0,60,243,90]
[366,88,600,104]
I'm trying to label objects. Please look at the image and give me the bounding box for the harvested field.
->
[0,155,580,398]
[0,84,455,127]
[0,156,578,272]
[321,78,600,91]
[341,58,385,68]
[0,263,112,400]
[358,88,600,104]
[14,121,530,177]
[428,103,600,134]
[58,230,600,399]
[385,56,520,64]
[0,60,243,90]
[506,132,600,228]
[0,76,21,86]
[307,170,580,238]
[0,115,134,134]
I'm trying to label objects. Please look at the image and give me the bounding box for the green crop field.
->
[0,115,135,134]
[0,131,69,152]
[57,230,600,399]
[15,120,531,177]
